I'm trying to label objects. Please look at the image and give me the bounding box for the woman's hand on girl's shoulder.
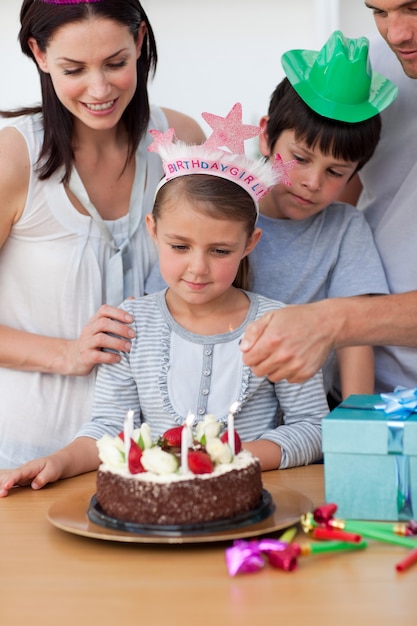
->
[61,304,136,376]
[162,108,206,144]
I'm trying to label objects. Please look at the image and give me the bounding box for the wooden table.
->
[1,465,416,625]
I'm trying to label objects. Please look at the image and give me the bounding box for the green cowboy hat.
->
[281,30,398,123]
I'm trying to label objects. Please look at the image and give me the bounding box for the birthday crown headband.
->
[148,103,295,208]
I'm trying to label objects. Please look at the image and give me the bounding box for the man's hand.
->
[240,303,335,383]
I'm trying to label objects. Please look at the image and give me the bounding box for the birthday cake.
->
[95,416,263,526]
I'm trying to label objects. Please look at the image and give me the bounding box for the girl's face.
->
[146,196,261,307]
[259,126,358,220]
[28,18,145,131]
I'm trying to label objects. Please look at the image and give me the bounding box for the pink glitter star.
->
[148,128,176,153]
[272,153,297,186]
[202,103,261,154]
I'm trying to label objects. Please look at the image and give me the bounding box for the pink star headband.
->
[39,0,103,5]
[148,103,295,208]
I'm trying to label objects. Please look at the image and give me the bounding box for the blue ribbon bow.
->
[375,386,415,520]
[376,385,417,416]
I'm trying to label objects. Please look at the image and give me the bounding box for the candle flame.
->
[185,411,195,427]
[229,401,239,414]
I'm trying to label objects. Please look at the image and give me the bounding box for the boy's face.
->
[259,128,358,221]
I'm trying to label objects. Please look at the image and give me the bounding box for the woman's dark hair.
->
[265,78,381,173]
[153,174,258,291]
[1,0,157,183]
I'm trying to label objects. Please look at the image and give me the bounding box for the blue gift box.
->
[322,394,417,521]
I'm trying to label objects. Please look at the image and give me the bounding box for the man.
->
[241,1,417,392]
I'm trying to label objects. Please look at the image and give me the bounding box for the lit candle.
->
[181,412,194,473]
[123,409,134,463]
[227,401,239,455]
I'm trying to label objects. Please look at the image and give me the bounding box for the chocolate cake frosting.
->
[96,454,262,525]
[94,418,264,527]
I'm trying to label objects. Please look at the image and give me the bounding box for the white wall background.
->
[0,0,378,140]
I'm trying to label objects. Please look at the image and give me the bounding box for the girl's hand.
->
[0,455,65,497]
[242,440,282,471]
[62,304,135,376]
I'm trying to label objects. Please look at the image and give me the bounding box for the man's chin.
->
[392,50,417,79]
[400,62,417,79]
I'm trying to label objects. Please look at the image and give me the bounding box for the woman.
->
[0,0,204,468]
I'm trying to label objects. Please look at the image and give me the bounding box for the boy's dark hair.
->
[1,0,157,183]
[265,78,381,173]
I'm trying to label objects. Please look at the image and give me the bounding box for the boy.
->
[249,30,397,403]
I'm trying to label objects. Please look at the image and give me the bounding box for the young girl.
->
[0,103,329,495]
[0,0,204,468]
